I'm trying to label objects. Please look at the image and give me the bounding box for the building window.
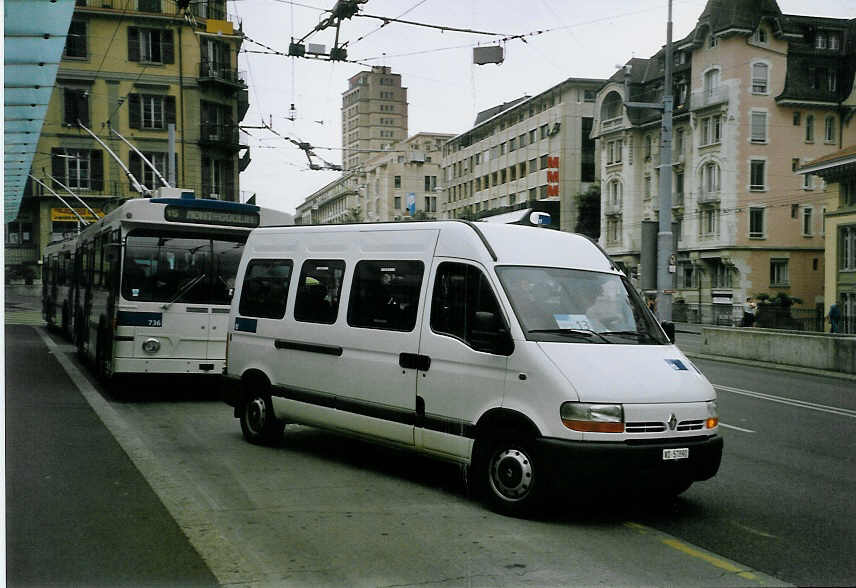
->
[825,116,836,142]
[644,135,652,159]
[752,63,768,93]
[394,196,401,209]
[700,207,719,236]
[51,148,104,191]
[815,32,827,49]
[63,88,89,126]
[606,218,622,244]
[64,20,87,58]
[539,124,548,139]
[394,175,401,189]
[803,171,815,190]
[128,94,176,130]
[802,207,813,236]
[709,34,718,48]
[793,112,801,126]
[425,196,437,213]
[678,263,696,289]
[830,33,841,50]
[700,115,721,146]
[701,162,720,195]
[842,179,856,207]
[752,27,768,44]
[5,221,33,246]
[770,259,789,286]
[607,180,622,208]
[644,175,651,200]
[606,139,622,165]
[840,226,856,271]
[704,68,720,96]
[424,175,436,192]
[128,27,174,64]
[749,207,765,238]
[675,127,684,154]
[711,261,732,288]
[750,160,766,191]
[750,111,767,143]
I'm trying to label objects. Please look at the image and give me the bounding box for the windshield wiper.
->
[527,328,611,344]
[161,273,207,310]
[599,330,656,342]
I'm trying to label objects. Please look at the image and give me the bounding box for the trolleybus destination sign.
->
[164,205,260,228]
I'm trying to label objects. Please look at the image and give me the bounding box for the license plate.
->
[663,448,689,461]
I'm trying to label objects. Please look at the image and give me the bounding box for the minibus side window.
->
[238,259,293,319]
[347,260,424,331]
[294,259,346,324]
[430,262,509,353]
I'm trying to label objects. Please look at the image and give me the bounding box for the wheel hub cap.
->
[247,398,266,433]
[490,448,533,500]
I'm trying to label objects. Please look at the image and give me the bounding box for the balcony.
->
[199,123,240,151]
[697,190,721,204]
[690,86,729,111]
[603,200,623,216]
[198,62,246,89]
[600,117,624,134]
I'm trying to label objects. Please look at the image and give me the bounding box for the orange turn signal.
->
[706,417,718,429]
[562,419,625,433]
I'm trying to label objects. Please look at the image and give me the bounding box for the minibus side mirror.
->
[661,321,676,343]
[472,311,515,356]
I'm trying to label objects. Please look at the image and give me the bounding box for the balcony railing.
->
[198,62,246,88]
[690,86,729,111]
[603,200,622,216]
[600,117,623,134]
[199,123,240,149]
[697,190,721,204]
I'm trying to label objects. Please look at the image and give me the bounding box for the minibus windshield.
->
[122,230,245,305]
[496,266,668,344]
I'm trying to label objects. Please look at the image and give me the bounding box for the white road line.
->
[718,422,756,434]
[715,384,856,419]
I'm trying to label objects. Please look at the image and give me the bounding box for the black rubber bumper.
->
[535,434,723,491]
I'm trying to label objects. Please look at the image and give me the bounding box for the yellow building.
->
[799,145,856,333]
[6,0,248,272]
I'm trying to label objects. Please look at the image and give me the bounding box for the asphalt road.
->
[5,318,855,586]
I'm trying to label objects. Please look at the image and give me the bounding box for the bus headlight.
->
[142,338,161,354]
[560,402,624,433]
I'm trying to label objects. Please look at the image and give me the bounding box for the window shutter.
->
[128,27,140,62]
[128,94,141,128]
[90,150,103,192]
[64,89,76,125]
[129,151,142,187]
[201,157,212,196]
[165,95,176,125]
[51,148,66,188]
[77,90,90,127]
[161,29,174,64]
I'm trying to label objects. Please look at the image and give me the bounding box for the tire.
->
[475,435,542,516]
[239,390,285,445]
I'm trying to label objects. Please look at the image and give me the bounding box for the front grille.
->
[626,421,666,433]
[626,435,712,446]
[677,419,705,431]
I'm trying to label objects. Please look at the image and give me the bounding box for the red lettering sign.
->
[547,170,559,183]
[547,185,559,197]
[548,156,559,169]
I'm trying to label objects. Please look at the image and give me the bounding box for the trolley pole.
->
[656,0,675,321]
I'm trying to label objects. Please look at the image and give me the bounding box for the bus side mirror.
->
[661,321,676,343]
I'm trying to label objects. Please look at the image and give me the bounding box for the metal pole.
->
[29,175,89,226]
[168,123,177,186]
[76,120,149,195]
[48,174,100,220]
[109,127,170,188]
[656,0,674,321]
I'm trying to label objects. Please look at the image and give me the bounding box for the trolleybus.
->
[43,193,292,379]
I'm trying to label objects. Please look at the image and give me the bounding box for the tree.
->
[574,183,600,239]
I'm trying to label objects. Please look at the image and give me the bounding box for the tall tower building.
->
[342,66,408,171]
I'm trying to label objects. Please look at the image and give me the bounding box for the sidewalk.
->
[4,324,217,586]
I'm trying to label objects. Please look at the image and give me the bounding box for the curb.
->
[683,351,856,382]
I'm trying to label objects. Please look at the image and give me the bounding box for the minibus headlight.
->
[706,400,718,429]
[560,402,624,433]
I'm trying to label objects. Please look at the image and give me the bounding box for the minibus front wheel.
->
[477,436,541,516]
[239,386,285,445]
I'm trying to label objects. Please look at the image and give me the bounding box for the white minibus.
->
[224,221,722,514]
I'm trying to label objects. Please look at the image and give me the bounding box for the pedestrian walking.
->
[827,302,841,333]
[741,296,757,327]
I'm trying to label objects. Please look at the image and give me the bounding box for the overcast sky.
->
[229,0,854,214]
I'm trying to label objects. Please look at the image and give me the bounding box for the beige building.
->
[342,66,408,171]
[592,0,855,320]
[799,145,856,333]
[6,0,248,269]
[294,172,363,225]
[441,78,603,232]
[362,133,452,222]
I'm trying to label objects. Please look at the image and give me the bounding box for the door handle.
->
[399,352,431,372]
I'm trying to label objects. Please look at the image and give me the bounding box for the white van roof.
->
[248,221,613,273]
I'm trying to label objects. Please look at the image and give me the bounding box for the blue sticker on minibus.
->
[117,311,163,327]
[666,359,688,371]
[234,317,258,333]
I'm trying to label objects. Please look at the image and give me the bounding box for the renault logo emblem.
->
[668,414,678,430]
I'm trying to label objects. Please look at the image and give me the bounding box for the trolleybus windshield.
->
[122,229,245,305]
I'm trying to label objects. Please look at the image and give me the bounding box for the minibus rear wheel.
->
[240,391,285,445]
[477,435,541,516]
